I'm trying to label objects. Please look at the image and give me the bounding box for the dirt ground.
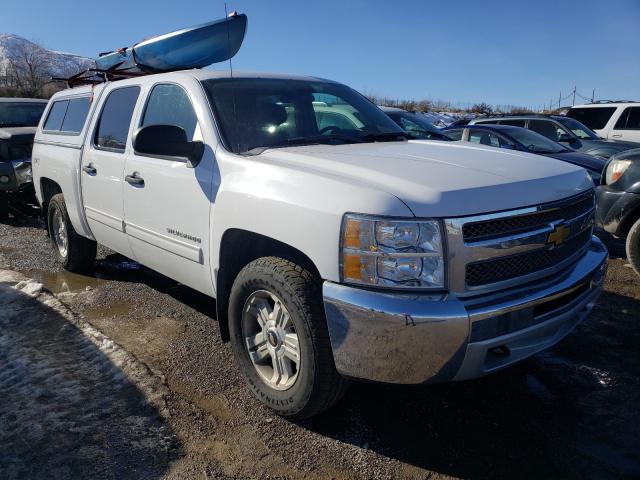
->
[0,214,638,480]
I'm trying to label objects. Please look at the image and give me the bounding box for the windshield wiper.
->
[242,134,366,155]
[359,132,410,142]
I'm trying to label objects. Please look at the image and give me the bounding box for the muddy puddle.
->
[26,269,105,294]
[21,255,148,294]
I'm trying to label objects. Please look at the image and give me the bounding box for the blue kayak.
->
[96,13,247,73]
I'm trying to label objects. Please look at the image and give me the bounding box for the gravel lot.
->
[1,213,639,480]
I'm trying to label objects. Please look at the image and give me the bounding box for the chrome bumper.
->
[323,236,608,384]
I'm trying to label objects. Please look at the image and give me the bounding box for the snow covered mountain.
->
[0,33,93,79]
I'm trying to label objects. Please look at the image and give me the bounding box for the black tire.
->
[626,217,640,277]
[228,256,348,419]
[47,193,97,272]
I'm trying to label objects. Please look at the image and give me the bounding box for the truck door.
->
[122,83,216,295]
[81,85,141,258]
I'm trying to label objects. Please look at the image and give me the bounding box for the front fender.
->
[210,148,413,288]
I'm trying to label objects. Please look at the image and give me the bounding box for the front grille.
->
[466,228,592,286]
[462,193,594,242]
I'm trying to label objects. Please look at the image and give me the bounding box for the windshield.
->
[506,127,567,153]
[0,102,46,127]
[387,112,451,140]
[202,78,405,153]
[557,117,599,139]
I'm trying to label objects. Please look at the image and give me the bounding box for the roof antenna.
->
[224,2,239,152]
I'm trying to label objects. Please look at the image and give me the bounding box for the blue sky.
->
[2,0,639,109]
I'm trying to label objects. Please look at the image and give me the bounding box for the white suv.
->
[568,102,640,143]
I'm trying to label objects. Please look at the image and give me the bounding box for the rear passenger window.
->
[141,84,197,139]
[94,86,141,152]
[623,107,640,130]
[60,98,91,133]
[43,101,68,131]
[499,119,526,127]
[43,97,92,134]
[445,129,463,141]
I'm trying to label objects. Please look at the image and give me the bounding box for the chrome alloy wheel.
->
[51,207,68,258]
[242,290,300,391]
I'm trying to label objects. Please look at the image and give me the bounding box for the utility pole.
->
[558,91,562,109]
[592,89,595,103]
[572,86,576,106]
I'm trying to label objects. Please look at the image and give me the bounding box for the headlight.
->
[341,214,445,289]
[605,159,632,185]
[11,160,32,186]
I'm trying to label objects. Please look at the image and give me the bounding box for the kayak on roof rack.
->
[95,12,247,74]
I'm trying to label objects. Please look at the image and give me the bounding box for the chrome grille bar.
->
[445,190,595,295]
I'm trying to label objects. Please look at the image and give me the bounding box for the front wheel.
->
[47,193,97,272]
[228,257,348,419]
[626,217,640,277]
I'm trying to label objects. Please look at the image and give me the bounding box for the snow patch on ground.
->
[0,269,177,479]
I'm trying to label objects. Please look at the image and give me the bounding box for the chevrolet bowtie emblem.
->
[547,224,570,247]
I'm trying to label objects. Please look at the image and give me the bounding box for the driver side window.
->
[141,84,199,140]
[529,120,563,142]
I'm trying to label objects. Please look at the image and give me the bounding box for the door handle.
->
[612,134,622,138]
[125,173,145,186]
[82,164,97,175]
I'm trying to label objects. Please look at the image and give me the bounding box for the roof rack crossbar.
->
[51,64,194,88]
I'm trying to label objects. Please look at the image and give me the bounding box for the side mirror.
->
[558,133,574,143]
[133,124,204,168]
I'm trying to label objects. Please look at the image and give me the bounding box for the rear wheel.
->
[47,193,97,272]
[626,217,640,277]
[228,256,348,419]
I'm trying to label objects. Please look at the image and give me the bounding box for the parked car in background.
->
[596,148,640,276]
[470,114,640,159]
[443,124,605,184]
[568,102,640,143]
[0,98,48,219]
[380,106,452,141]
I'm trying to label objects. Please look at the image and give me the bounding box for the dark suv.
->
[0,98,47,219]
[596,148,640,276]
[470,114,640,159]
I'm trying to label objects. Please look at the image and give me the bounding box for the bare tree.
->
[5,40,52,97]
[471,102,494,115]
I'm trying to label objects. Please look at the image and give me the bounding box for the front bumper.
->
[323,236,608,384]
[0,161,32,193]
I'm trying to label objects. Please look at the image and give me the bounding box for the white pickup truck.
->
[33,70,608,418]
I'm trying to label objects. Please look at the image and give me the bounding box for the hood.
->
[585,138,640,149]
[0,127,37,140]
[258,140,593,217]
[547,150,607,172]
